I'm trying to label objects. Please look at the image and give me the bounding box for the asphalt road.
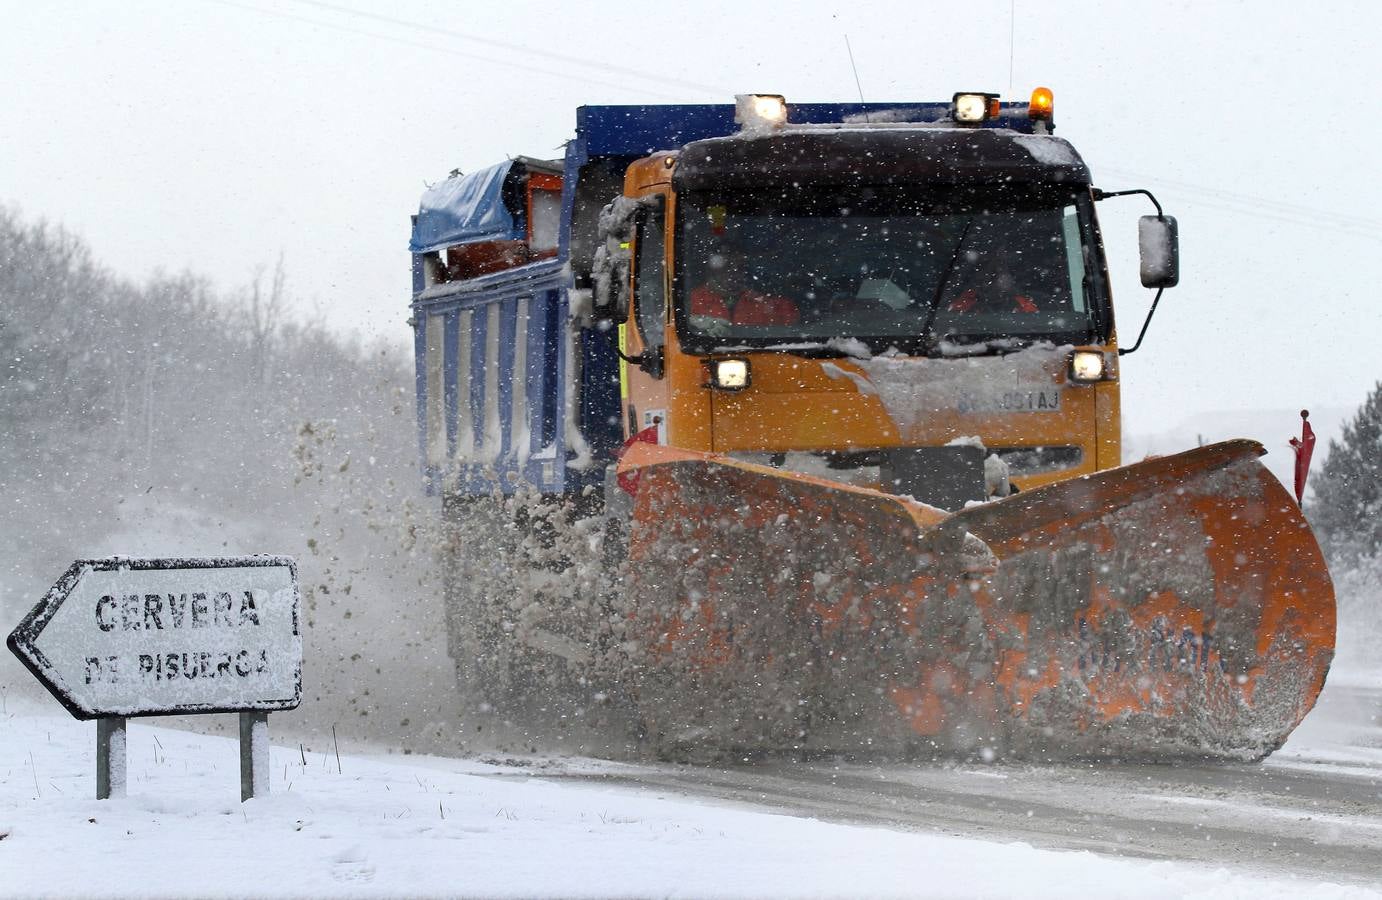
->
[535,680,1382,886]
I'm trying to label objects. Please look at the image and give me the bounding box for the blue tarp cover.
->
[410,161,519,254]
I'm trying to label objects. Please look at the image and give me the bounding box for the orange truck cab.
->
[594,91,1177,509]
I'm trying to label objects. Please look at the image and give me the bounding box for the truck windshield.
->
[675,185,1105,354]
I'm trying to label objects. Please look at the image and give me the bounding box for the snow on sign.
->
[7,557,301,720]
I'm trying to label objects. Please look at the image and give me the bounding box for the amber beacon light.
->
[1029,86,1054,120]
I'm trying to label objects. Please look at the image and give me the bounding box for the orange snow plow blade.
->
[616,440,1334,760]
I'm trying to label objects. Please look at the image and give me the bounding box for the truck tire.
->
[441,490,607,722]
[441,494,531,710]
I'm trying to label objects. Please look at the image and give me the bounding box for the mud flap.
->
[616,440,1334,760]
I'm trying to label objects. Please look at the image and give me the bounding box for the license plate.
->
[956,389,1062,414]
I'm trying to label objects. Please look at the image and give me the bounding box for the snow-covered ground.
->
[1,696,1378,899]
[3,409,1376,898]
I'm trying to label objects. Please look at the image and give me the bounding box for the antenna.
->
[1007,1,1016,94]
[844,34,870,119]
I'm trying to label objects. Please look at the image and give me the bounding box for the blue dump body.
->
[409,102,1041,498]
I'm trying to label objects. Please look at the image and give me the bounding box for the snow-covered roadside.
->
[1,700,1374,900]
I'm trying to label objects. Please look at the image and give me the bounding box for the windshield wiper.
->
[917,218,974,353]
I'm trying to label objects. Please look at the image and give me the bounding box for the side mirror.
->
[592,250,631,324]
[592,197,644,324]
[1138,215,1179,289]
[1094,187,1177,356]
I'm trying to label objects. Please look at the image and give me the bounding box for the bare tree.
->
[245,253,289,389]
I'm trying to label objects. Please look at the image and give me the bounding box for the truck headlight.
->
[709,358,751,391]
[1069,350,1106,383]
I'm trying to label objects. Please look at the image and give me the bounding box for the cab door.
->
[622,192,671,441]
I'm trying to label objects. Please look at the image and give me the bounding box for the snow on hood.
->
[823,344,1071,434]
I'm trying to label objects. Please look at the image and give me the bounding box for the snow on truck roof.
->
[570,101,1048,155]
[673,127,1088,189]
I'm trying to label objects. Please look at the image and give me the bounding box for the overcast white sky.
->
[3,0,1379,445]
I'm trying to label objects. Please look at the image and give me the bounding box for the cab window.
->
[633,196,667,348]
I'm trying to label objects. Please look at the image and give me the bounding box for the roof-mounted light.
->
[1029,86,1054,121]
[735,94,788,134]
[953,92,1000,124]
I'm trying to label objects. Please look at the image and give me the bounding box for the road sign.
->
[7,556,301,720]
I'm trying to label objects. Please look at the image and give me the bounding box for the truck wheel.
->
[441,494,532,711]
[443,490,607,723]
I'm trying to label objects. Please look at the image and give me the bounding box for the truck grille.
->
[729,445,1084,478]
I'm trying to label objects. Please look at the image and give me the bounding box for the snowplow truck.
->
[409,90,1334,760]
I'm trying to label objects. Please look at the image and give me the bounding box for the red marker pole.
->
[1289,409,1316,505]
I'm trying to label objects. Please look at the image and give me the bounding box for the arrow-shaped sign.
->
[7,557,301,720]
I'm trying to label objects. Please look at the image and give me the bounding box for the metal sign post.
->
[7,556,302,802]
[239,711,270,801]
[96,717,127,800]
